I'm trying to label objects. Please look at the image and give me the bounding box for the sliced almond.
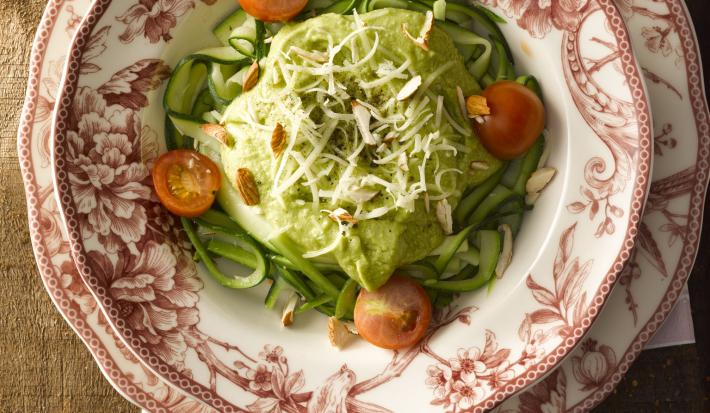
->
[495,224,513,278]
[470,161,490,172]
[436,199,453,234]
[242,61,260,92]
[401,11,434,51]
[525,167,557,194]
[281,293,299,327]
[525,191,541,206]
[424,192,430,213]
[236,168,260,206]
[328,317,353,349]
[328,208,358,225]
[201,123,230,146]
[271,123,286,157]
[466,95,491,118]
[343,321,358,335]
[397,75,422,101]
[290,46,328,63]
[352,101,377,145]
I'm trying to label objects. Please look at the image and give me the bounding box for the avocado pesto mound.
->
[220,9,502,290]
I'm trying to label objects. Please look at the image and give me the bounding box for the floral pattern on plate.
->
[19,0,708,411]
[49,0,652,411]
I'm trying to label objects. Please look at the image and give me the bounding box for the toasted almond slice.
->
[271,123,286,157]
[343,321,358,335]
[436,199,453,234]
[401,12,434,52]
[525,191,541,206]
[201,123,230,146]
[495,224,513,278]
[466,95,491,118]
[236,168,260,206]
[525,167,557,194]
[282,293,299,327]
[328,208,358,225]
[328,317,353,349]
[352,101,377,145]
[424,192,431,213]
[242,61,260,92]
[397,75,422,101]
[470,161,490,171]
[290,46,329,63]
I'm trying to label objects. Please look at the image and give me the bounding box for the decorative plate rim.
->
[47,0,653,411]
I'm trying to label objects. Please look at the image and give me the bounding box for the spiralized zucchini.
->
[163,0,550,322]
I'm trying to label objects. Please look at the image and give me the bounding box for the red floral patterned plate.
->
[47,0,652,411]
[17,0,707,412]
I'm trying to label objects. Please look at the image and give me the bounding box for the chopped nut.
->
[397,75,422,101]
[470,161,490,172]
[525,191,541,206]
[200,123,230,146]
[525,167,557,194]
[281,293,299,327]
[328,317,353,349]
[242,61,260,92]
[328,208,358,225]
[495,224,513,278]
[466,95,491,118]
[271,123,286,157]
[436,199,453,234]
[236,168,260,206]
[401,11,434,51]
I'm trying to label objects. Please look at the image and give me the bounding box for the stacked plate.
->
[17,0,709,411]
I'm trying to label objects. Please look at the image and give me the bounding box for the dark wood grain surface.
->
[0,1,708,412]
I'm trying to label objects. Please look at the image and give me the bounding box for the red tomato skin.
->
[354,275,432,350]
[239,0,309,22]
[152,149,221,218]
[474,81,545,160]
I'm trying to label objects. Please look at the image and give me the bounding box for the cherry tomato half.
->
[474,81,546,160]
[354,275,432,350]
[152,149,221,218]
[239,0,309,22]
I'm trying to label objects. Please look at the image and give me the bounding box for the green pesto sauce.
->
[220,9,502,290]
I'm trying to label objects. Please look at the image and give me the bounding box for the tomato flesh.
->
[152,149,221,218]
[474,81,545,160]
[354,275,432,349]
[239,0,309,22]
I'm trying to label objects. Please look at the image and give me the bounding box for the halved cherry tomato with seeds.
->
[153,149,221,218]
[354,275,432,349]
[239,0,309,22]
[474,81,545,160]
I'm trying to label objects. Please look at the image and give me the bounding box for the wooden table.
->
[0,1,708,412]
